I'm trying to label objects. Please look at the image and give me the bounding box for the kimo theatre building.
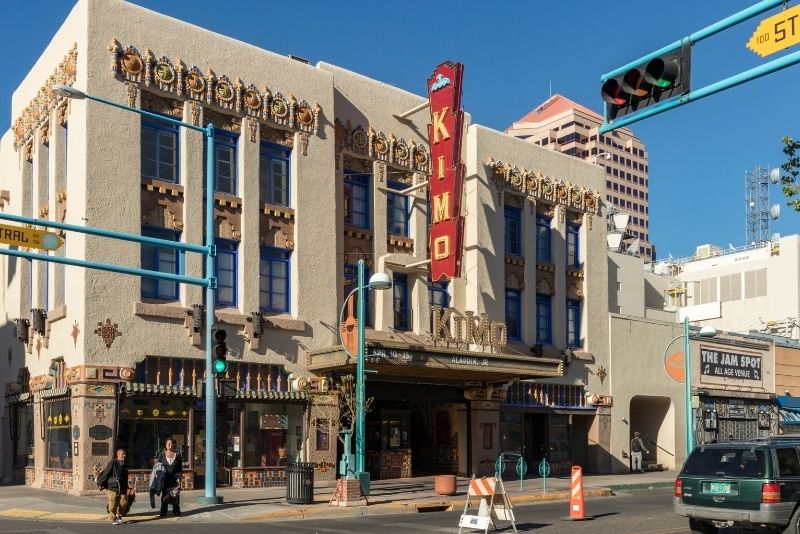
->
[307,306,564,479]
[691,334,776,443]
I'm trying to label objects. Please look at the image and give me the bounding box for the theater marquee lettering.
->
[427,61,465,281]
[431,306,507,351]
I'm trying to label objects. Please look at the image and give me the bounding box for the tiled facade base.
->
[231,467,286,488]
[129,469,195,493]
[12,467,30,484]
[42,469,74,492]
[25,467,34,486]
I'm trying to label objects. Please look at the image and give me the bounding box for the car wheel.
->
[689,518,717,534]
[783,506,800,534]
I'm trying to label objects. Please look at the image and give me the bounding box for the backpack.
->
[631,438,642,452]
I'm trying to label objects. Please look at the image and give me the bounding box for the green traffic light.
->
[213,359,228,374]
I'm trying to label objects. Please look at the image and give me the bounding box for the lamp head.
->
[697,326,717,338]
[52,84,86,100]
[368,272,391,290]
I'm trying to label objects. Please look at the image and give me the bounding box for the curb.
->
[605,481,674,492]
[240,487,614,522]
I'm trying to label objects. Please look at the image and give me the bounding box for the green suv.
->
[674,437,800,533]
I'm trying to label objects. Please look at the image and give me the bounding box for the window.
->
[536,294,552,344]
[344,171,370,229]
[606,167,611,174]
[260,247,290,313]
[117,397,190,470]
[719,273,742,303]
[776,448,800,476]
[606,180,611,188]
[259,142,290,206]
[216,240,238,306]
[215,130,238,195]
[45,398,71,469]
[429,280,449,310]
[141,227,181,300]
[536,215,552,262]
[566,223,580,267]
[345,264,371,327]
[388,181,410,236]
[12,403,34,468]
[745,268,768,299]
[505,289,521,340]
[613,183,619,191]
[393,273,409,331]
[567,299,581,347]
[141,116,178,183]
[505,206,521,255]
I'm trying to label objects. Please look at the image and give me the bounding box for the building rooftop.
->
[509,94,603,128]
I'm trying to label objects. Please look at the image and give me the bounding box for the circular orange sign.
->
[665,352,685,383]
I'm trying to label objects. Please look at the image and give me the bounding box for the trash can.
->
[286,462,315,504]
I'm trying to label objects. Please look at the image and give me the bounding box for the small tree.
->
[309,374,374,446]
[777,136,800,211]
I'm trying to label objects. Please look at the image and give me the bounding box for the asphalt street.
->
[0,488,781,533]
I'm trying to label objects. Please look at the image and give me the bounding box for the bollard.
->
[560,465,592,521]
[538,458,550,493]
[515,456,528,491]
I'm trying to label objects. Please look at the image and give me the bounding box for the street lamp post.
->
[593,151,611,165]
[53,85,222,504]
[663,317,717,455]
[338,259,390,494]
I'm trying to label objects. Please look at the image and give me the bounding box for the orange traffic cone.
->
[561,465,592,521]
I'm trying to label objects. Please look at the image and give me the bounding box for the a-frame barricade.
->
[458,474,517,534]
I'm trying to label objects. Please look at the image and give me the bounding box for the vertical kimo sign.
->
[427,61,465,281]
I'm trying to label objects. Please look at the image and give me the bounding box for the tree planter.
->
[434,474,457,496]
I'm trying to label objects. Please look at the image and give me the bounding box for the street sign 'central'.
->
[747,4,800,57]
[427,61,465,281]
[0,222,63,251]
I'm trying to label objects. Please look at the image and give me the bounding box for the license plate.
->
[707,482,732,494]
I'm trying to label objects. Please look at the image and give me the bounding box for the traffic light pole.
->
[200,124,222,505]
[600,0,791,133]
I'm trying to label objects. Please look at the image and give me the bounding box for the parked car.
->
[674,436,800,533]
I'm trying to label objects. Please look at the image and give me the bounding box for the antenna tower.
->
[745,165,769,245]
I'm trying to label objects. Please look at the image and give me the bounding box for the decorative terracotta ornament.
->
[71,321,80,348]
[94,318,121,349]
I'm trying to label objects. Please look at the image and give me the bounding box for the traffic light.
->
[601,42,691,122]
[213,328,228,374]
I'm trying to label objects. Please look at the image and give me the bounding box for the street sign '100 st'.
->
[747,4,800,57]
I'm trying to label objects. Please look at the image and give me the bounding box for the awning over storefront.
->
[308,341,563,383]
[778,396,800,426]
[122,382,309,401]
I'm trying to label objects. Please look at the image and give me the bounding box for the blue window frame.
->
[567,299,581,347]
[260,247,290,313]
[505,206,521,256]
[393,273,409,331]
[536,293,552,345]
[216,240,237,306]
[344,171,370,229]
[344,263,371,327]
[505,289,521,341]
[141,116,178,183]
[536,215,552,263]
[141,227,181,300]
[429,280,448,331]
[215,131,238,195]
[260,142,290,207]
[566,223,580,267]
[387,181,409,237]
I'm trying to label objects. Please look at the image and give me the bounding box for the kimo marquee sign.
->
[427,61,465,281]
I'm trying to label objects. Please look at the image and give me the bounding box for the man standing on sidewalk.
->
[630,432,650,473]
[97,448,129,525]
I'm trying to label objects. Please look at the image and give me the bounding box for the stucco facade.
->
[1,0,613,491]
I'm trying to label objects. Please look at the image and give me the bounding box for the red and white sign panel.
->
[427,61,465,281]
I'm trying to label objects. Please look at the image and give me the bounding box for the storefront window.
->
[45,399,72,469]
[12,403,34,468]
[549,415,571,463]
[243,402,303,467]
[499,412,523,454]
[117,398,190,470]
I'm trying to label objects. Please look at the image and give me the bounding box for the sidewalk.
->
[0,471,676,524]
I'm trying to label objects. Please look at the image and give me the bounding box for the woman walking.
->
[158,438,183,517]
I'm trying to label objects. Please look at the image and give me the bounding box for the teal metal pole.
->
[356,259,366,476]
[601,0,784,80]
[200,124,221,504]
[0,212,209,255]
[83,92,206,133]
[0,247,208,287]
[684,316,693,455]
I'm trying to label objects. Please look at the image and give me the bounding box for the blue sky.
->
[1,1,796,259]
